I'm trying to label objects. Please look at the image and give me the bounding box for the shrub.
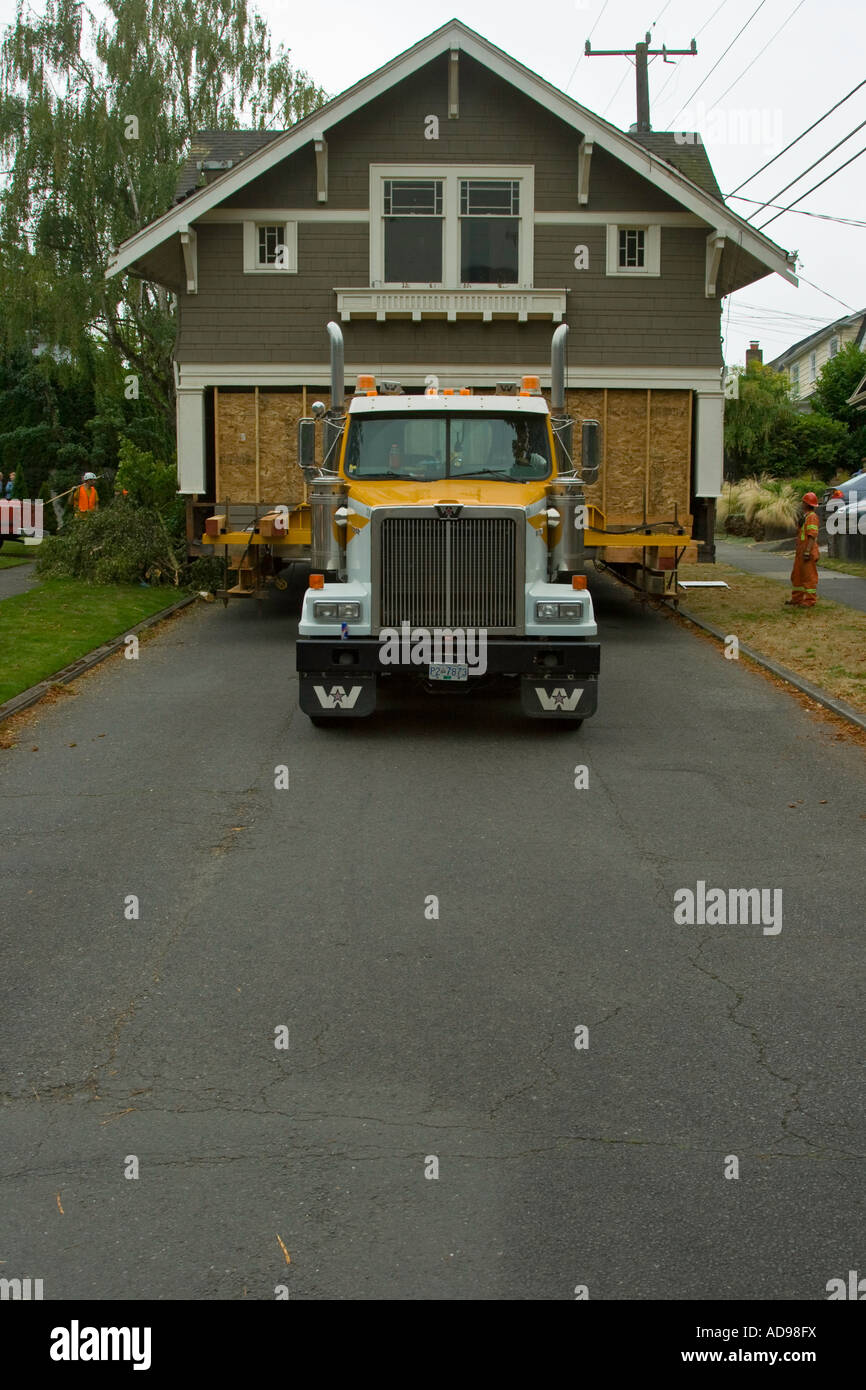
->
[115,437,179,512]
[36,499,184,586]
[186,555,225,594]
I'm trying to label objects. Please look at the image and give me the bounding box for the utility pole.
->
[585,32,697,132]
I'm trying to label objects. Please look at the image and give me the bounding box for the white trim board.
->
[196,208,700,227]
[107,20,796,288]
[176,361,724,392]
[196,208,370,224]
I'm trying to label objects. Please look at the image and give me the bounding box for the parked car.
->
[823,469,866,512]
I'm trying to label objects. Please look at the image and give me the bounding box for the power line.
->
[669,0,771,126]
[746,117,866,220]
[792,275,856,313]
[728,78,866,194]
[710,0,808,108]
[757,142,866,229]
[654,0,727,106]
[564,0,612,94]
[728,194,866,228]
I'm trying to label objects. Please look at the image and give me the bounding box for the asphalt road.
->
[1,568,864,1301]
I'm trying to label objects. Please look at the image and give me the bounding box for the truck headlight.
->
[536,601,583,622]
[313,600,361,621]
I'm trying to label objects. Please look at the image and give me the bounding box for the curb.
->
[676,605,866,735]
[0,594,199,725]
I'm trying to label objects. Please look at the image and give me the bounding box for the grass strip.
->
[0,539,41,569]
[0,578,186,703]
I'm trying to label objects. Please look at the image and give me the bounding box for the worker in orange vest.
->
[785,490,820,608]
[74,472,99,514]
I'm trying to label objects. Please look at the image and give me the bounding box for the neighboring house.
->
[107,19,796,556]
[768,309,866,407]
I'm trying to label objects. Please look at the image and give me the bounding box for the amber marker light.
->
[572,575,587,590]
[310,574,325,589]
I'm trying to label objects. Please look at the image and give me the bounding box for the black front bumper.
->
[296,637,600,718]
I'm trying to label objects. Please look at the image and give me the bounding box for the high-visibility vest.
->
[76,484,98,512]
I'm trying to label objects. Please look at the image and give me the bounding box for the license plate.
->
[429,663,468,681]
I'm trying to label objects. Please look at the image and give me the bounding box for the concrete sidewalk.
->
[714,539,866,614]
[0,561,38,600]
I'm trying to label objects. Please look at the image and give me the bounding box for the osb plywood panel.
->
[215,389,332,505]
[545,388,692,528]
[648,389,692,526]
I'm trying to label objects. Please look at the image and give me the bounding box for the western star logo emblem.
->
[535,686,584,711]
[313,685,362,709]
[436,504,463,519]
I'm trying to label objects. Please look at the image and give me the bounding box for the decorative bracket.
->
[706,231,725,297]
[179,226,197,294]
[578,138,594,206]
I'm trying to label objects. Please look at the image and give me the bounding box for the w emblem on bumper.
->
[313,685,363,709]
[535,686,584,711]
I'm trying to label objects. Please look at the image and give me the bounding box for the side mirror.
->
[298,418,317,472]
[581,420,601,483]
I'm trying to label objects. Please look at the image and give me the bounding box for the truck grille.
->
[378,515,519,630]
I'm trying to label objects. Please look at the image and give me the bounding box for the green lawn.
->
[0,539,41,568]
[0,578,187,704]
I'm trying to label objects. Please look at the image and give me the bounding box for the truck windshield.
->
[344,412,552,481]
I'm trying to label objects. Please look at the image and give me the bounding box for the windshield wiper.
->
[451,468,516,479]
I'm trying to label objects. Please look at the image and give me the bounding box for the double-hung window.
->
[458,179,520,283]
[383,179,443,283]
[372,166,533,287]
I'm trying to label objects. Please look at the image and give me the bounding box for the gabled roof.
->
[174,130,285,203]
[768,309,866,370]
[629,132,724,202]
[107,18,797,290]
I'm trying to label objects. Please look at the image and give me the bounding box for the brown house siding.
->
[222,55,685,215]
[177,221,721,369]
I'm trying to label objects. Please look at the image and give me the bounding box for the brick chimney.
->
[745,340,763,368]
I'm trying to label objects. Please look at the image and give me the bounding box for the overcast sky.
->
[2,0,864,367]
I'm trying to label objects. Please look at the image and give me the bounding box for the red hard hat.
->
[803,492,819,507]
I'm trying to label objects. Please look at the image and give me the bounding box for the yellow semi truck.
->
[291,321,607,724]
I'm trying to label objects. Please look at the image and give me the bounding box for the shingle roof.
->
[174,130,286,203]
[629,132,724,201]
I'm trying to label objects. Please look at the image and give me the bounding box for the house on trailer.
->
[107,19,797,562]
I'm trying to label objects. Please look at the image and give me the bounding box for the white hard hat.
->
[83,472,97,480]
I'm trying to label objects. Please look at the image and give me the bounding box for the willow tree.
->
[0,0,327,456]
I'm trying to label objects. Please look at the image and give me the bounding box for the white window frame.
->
[369,164,534,289]
[605,223,661,277]
[809,350,817,382]
[242,220,298,274]
[829,335,839,358]
[789,362,800,397]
